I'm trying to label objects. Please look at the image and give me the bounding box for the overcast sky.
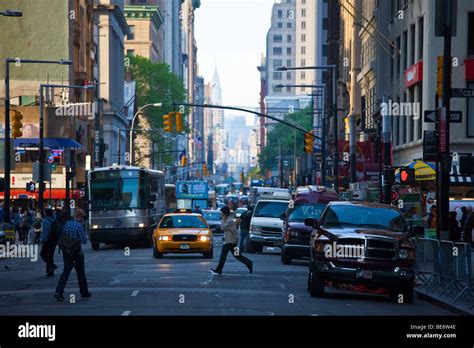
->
[195,0,275,125]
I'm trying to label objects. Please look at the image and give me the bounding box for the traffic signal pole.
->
[3,61,11,223]
[438,0,453,239]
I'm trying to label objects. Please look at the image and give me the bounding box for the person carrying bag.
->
[54,209,91,301]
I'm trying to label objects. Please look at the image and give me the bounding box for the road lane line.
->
[131,291,139,297]
[122,310,131,316]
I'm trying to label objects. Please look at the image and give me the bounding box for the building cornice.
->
[124,6,164,29]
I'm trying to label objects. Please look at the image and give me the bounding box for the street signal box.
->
[437,56,452,98]
[163,113,173,132]
[11,110,23,138]
[399,168,415,185]
[304,133,314,154]
[181,155,187,167]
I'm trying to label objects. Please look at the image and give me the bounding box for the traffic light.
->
[240,171,244,182]
[436,56,452,97]
[181,155,187,167]
[174,112,183,132]
[203,163,207,176]
[26,181,36,193]
[304,133,314,154]
[11,110,23,138]
[399,168,415,185]
[163,113,173,132]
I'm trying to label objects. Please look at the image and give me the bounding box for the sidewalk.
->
[415,250,474,315]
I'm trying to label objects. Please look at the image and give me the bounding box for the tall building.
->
[163,0,184,77]
[124,3,165,63]
[0,0,96,207]
[95,0,129,168]
[181,0,200,165]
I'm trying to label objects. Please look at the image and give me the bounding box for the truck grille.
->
[336,237,396,260]
[173,235,197,242]
[261,227,282,235]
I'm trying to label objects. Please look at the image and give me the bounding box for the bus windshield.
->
[90,171,147,210]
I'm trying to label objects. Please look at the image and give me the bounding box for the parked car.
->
[281,186,339,265]
[306,201,423,303]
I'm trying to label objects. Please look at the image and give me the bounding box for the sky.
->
[194,0,275,126]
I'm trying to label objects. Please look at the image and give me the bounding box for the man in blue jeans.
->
[54,209,91,301]
[238,205,253,251]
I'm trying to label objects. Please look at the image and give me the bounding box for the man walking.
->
[40,209,59,276]
[210,206,253,275]
[54,209,91,301]
[238,205,253,251]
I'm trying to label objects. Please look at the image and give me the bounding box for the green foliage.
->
[127,55,187,166]
[258,108,313,173]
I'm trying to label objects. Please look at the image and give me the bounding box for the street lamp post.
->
[38,83,94,216]
[129,103,162,166]
[3,58,72,223]
[276,65,338,191]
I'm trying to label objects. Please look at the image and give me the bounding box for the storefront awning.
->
[14,138,82,149]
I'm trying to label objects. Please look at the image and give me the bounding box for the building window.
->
[469,13,474,56]
[301,21,306,30]
[301,59,306,67]
[273,59,283,67]
[301,9,306,17]
[287,35,292,43]
[301,71,306,79]
[287,72,291,80]
[287,47,292,55]
[396,36,401,76]
[322,18,328,30]
[322,44,328,58]
[127,49,135,57]
[127,25,135,40]
[287,22,292,29]
[302,0,306,4]
[273,86,282,93]
[277,22,283,28]
[410,24,416,66]
[402,30,408,71]
[273,72,283,80]
[301,33,306,42]
[468,81,474,137]
[273,47,283,55]
[287,59,292,67]
[278,10,283,18]
[301,46,306,55]
[273,35,283,43]
[287,87,292,93]
[418,17,424,60]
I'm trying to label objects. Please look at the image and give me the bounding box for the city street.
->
[0,237,453,316]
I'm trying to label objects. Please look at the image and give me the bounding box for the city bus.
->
[87,165,166,250]
[165,184,177,212]
[215,183,230,197]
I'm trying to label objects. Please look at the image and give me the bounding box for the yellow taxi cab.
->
[152,210,213,259]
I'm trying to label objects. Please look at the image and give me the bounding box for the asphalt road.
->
[0,237,454,316]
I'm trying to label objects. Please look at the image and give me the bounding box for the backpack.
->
[58,233,81,257]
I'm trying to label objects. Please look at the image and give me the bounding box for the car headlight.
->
[250,225,261,233]
[314,242,330,254]
[199,236,209,242]
[0,231,5,237]
[290,230,299,237]
[92,225,99,229]
[159,235,170,241]
[138,223,145,228]
[399,249,415,259]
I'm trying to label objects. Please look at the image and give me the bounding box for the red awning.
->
[0,189,82,200]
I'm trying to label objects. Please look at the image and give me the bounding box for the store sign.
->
[0,173,65,189]
[404,61,423,88]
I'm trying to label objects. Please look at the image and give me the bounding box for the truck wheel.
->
[308,268,325,297]
[281,249,292,265]
[389,283,414,304]
[203,248,214,259]
[91,242,100,251]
